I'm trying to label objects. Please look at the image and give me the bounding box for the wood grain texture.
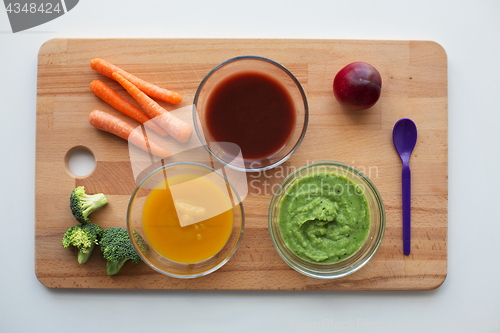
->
[35,38,448,290]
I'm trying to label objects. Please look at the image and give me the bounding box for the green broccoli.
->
[62,223,104,264]
[100,227,148,275]
[70,186,108,224]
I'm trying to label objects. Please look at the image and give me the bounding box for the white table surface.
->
[1,1,499,332]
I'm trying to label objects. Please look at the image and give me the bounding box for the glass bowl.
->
[268,161,385,279]
[127,162,244,279]
[193,55,308,172]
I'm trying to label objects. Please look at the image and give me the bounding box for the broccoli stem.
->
[77,243,96,264]
[82,193,108,216]
[106,258,129,275]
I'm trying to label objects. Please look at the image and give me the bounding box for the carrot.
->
[90,80,168,137]
[90,58,182,104]
[112,72,193,143]
[89,110,171,158]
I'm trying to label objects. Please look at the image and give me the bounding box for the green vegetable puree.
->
[278,172,370,263]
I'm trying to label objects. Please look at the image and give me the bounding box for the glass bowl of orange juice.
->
[127,162,244,278]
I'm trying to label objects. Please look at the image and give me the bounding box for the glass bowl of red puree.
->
[268,161,385,279]
[193,55,308,172]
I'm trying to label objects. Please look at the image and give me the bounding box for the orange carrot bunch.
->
[88,58,191,157]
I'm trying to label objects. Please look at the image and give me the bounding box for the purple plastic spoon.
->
[392,118,417,255]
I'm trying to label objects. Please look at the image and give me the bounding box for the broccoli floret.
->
[62,223,104,264]
[70,186,108,224]
[100,227,148,275]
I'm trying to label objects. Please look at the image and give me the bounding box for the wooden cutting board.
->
[35,38,447,290]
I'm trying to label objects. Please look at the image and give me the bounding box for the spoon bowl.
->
[393,119,418,163]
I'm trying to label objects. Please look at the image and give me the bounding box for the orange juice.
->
[142,173,233,264]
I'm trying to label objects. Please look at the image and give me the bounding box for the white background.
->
[1,1,499,332]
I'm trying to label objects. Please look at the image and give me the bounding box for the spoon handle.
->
[402,163,411,255]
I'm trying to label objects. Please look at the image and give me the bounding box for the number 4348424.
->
[5,2,62,14]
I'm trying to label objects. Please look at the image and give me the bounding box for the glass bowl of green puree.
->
[268,161,385,279]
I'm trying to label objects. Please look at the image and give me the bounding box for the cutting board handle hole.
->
[65,146,96,178]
